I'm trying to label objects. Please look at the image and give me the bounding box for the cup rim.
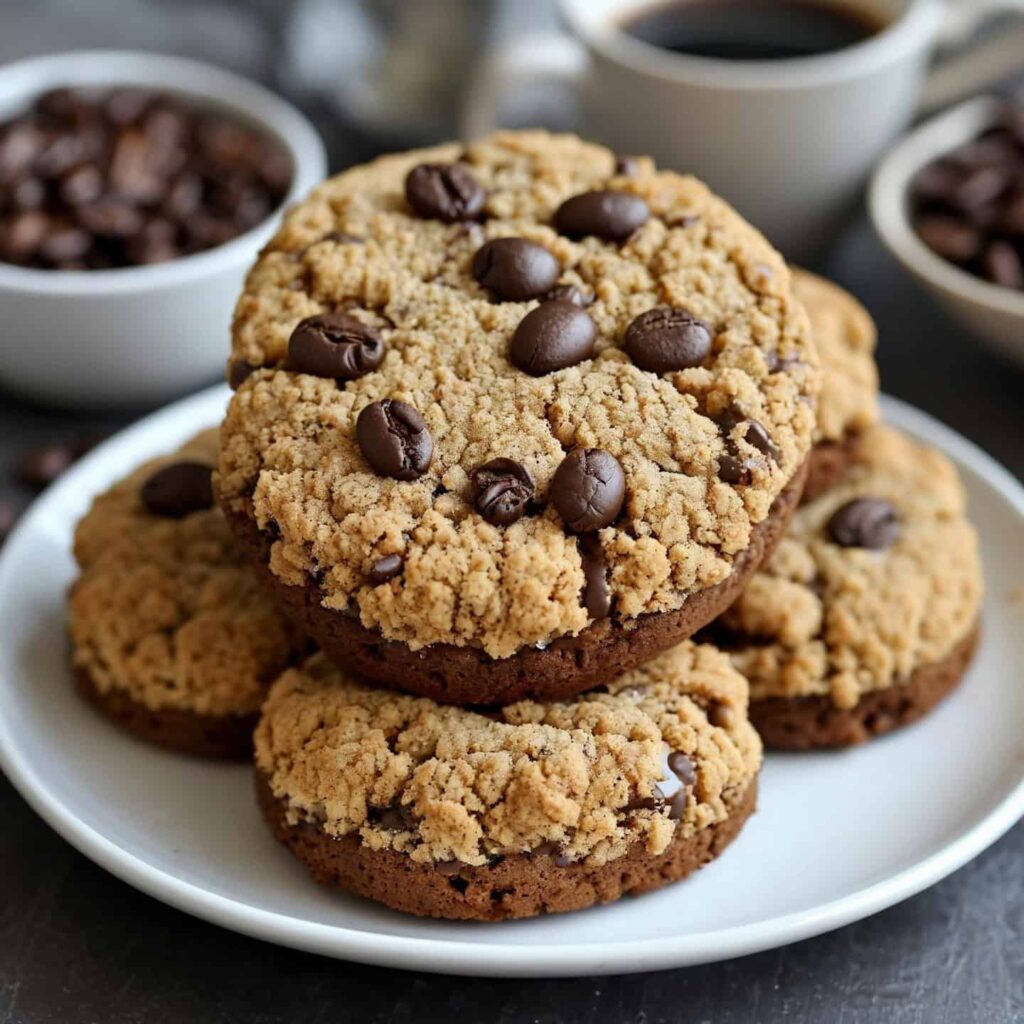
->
[868,93,1024,319]
[558,0,943,91]
[0,50,327,296]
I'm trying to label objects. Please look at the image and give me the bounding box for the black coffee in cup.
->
[621,0,888,61]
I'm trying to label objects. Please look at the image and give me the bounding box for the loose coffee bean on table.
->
[0,86,292,270]
[909,98,1024,292]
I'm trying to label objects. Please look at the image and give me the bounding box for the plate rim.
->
[0,385,1022,978]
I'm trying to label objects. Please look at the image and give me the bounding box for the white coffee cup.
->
[463,0,1024,258]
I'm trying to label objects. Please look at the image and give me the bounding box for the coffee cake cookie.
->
[709,424,982,748]
[255,641,761,920]
[70,431,305,758]
[791,269,879,502]
[218,130,819,705]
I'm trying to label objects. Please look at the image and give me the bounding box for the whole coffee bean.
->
[551,448,626,533]
[140,461,213,518]
[827,497,900,550]
[914,215,982,263]
[999,191,1024,236]
[58,164,103,207]
[624,306,712,373]
[76,199,142,238]
[982,241,1024,290]
[356,399,433,480]
[38,225,90,264]
[545,283,591,307]
[471,237,560,301]
[509,300,596,376]
[471,458,534,525]
[368,553,403,585]
[405,162,485,222]
[553,189,649,242]
[578,533,611,618]
[288,312,385,380]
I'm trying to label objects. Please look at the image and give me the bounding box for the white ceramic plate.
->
[1,386,1022,978]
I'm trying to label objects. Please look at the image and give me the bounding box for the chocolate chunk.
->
[545,283,591,307]
[551,448,626,533]
[827,497,900,550]
[140,461,213,518]
[368,553,403,585]
[718,454,756,486]
[356,399,433,480]
[471,458,534,525]
[914,215,982,263]
[288,312,385,380]
[707,701,735,729]
[982,241,1024,290]
[667,751,696,787]
[554,189,649,242]
[228,358,257,389]
[578,533,611,619]
[509,300,596,376]
[404,162,485,222]
[614,155,639,177]
[623,795,660,812]
[742,420,779,462]
[624,306,713,373]
[471,237,560,301]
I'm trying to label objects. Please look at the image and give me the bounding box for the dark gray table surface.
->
[0,217,1022,1024]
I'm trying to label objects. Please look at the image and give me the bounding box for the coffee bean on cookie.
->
[140,461,213,518]
[471,458,534,525]
[624,307,712,373]
[368,553,403,584]
[554,189,649,242]
[405,163,485,222]
[509,300,595,376]
[472,237,560,301]
[356,400,433,480]
[578,533,611,618]
[288,312,384,380]
[551,448,626,532]
[827,497,900,549]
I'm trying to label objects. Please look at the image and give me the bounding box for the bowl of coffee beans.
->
[0,51,326,406]
[870,94,1024,369]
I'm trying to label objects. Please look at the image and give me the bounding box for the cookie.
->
[70,431,306,758]
[218,130,819,705]
[254,641,761,921]
[791,269,879,502]
[707,424,982,749]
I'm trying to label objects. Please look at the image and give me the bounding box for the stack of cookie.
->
[68,131,982,922]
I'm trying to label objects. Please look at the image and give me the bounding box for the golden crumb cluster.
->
[218,130,819,659]
[255,641,761,867]
[718,425,982,708]
[791,268,878,444]
[70,430,302,717]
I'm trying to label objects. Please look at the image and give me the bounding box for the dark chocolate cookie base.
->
[255,768,757,921]
[750,622,980,750]
[74,666,257,760]
[804,433,863,505]
[224,458,807,706]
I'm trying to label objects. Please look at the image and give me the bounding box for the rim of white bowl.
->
[869,94,1024,319]
[0,50,327,296]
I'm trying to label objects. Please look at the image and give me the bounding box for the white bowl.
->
[869,95,1024,369]
[0,51,327,408]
